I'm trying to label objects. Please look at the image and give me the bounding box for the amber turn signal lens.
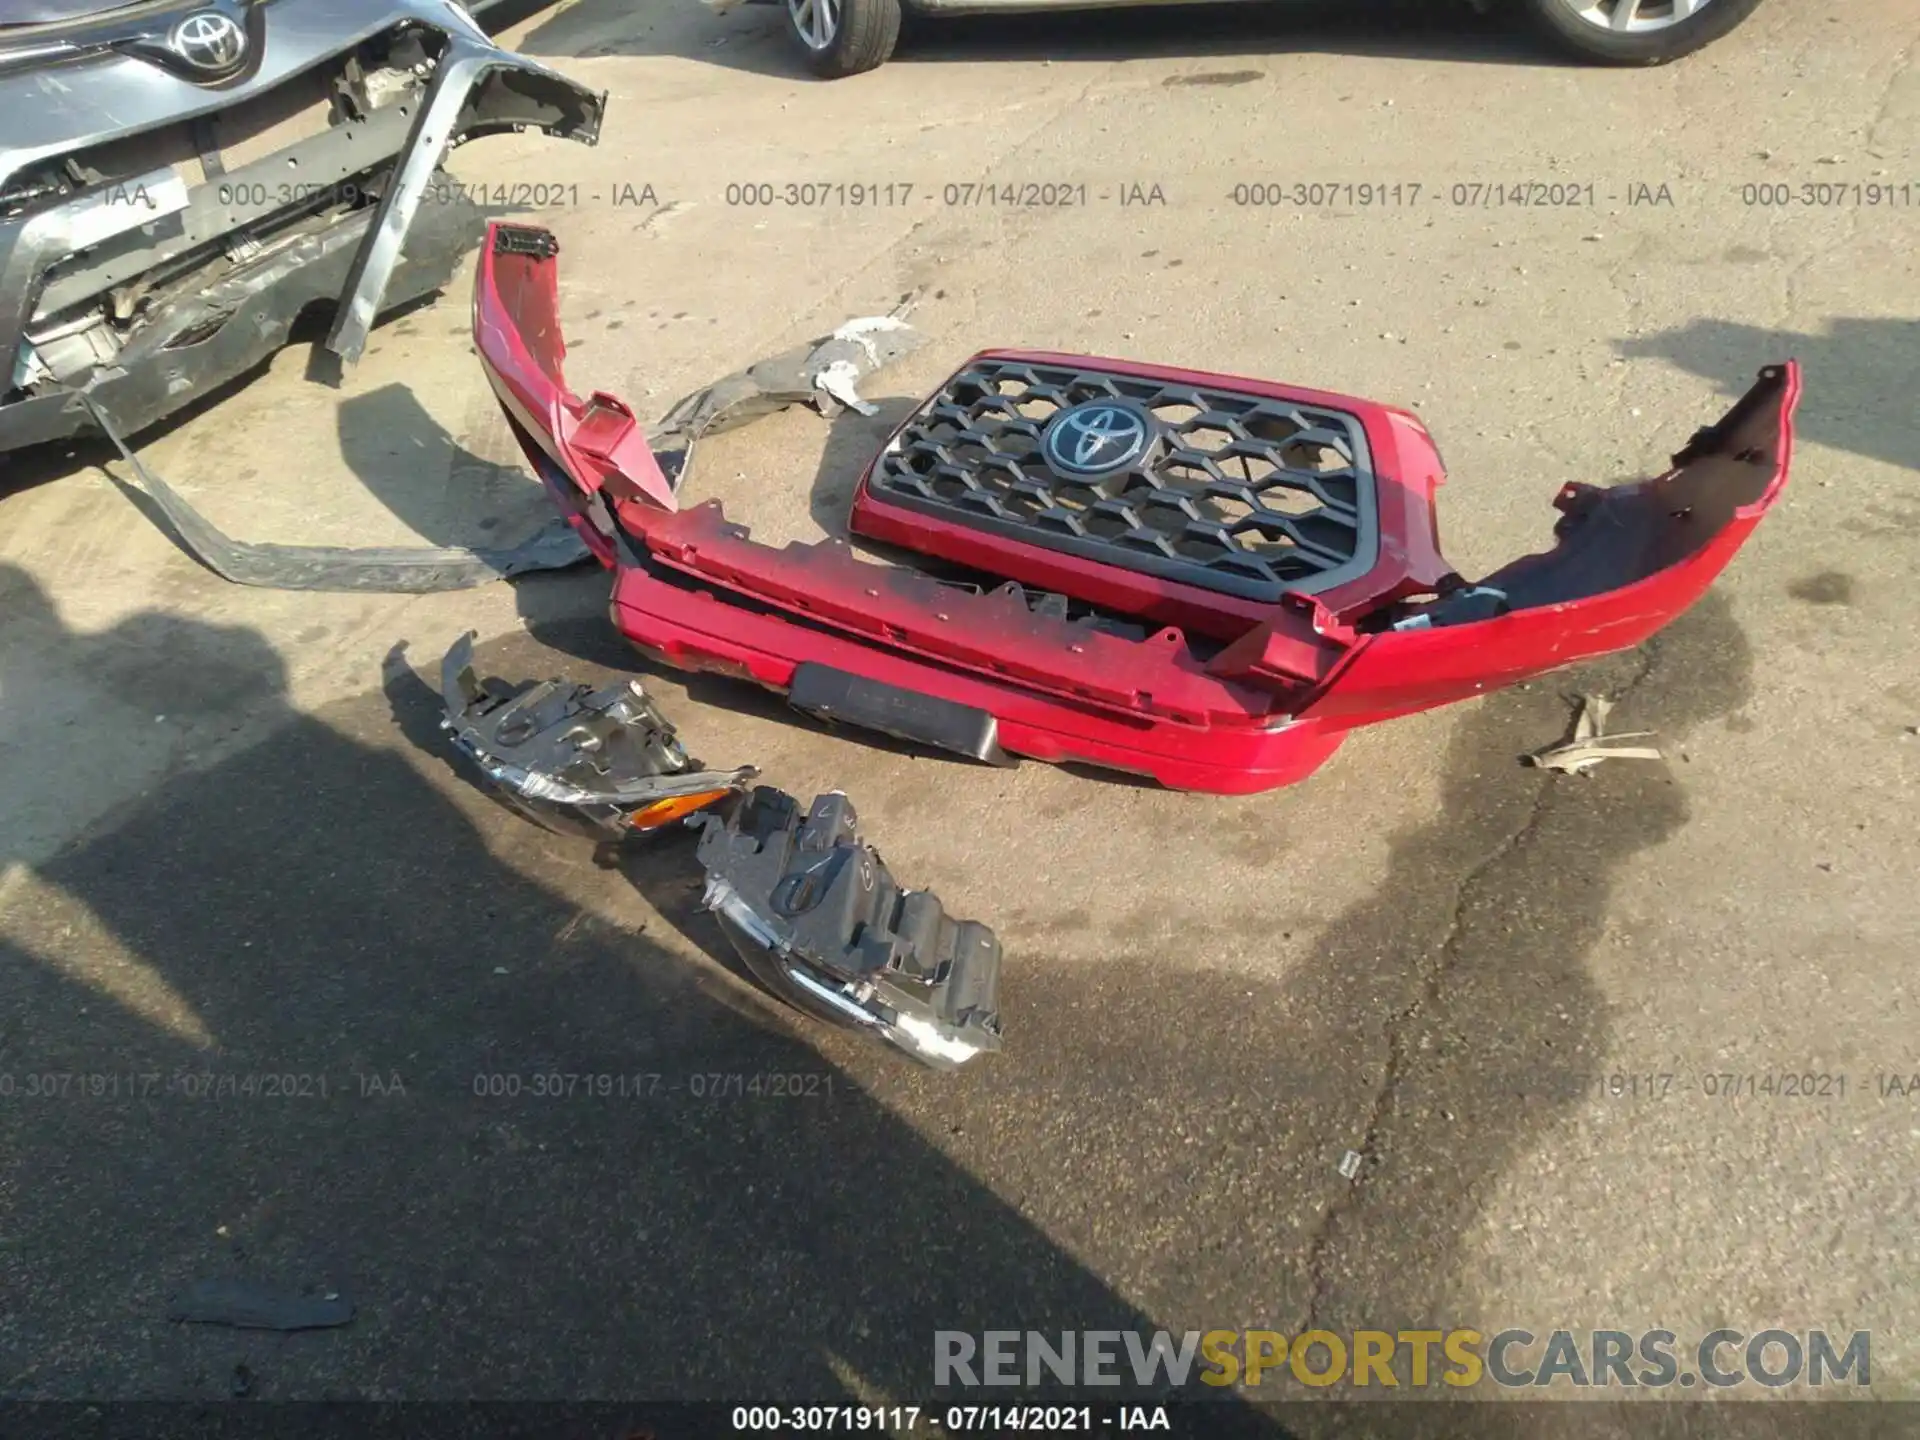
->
[626,790,735,832]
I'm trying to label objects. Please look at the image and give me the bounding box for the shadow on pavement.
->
[0,515,1766,1429]
[489,553,1761,1429]
[0,563,1284,1426]
[1278,590,1756,1351]
[806,396,919,545]
[333,383,560,552]
[1619,316,1920,477]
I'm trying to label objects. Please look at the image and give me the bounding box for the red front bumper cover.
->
[473,224,1798,795]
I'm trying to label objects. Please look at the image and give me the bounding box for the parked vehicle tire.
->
[1521,0,1765,64]
[786,0,901,76]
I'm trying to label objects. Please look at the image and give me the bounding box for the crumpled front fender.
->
[325,16,605,364]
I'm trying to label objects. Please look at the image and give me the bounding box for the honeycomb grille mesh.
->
[866,358,1379,601]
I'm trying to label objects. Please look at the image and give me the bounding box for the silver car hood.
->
[0,0,153,25]
[0,0,498,192]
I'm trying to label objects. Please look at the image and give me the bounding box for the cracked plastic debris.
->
[813,360,879,417]
[651,296,923,445]
[1525,693,1663,775]
[693,788,1003,1070]
[437,632,754,841]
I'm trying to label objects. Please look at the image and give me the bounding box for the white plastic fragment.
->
[1525,693,1663,775]
[830,314,916,364]
[814,359,879,416]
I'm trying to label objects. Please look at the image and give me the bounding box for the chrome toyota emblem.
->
[1042,400,1153,477]
[167,9,247,74]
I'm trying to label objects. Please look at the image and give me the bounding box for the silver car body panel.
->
[0,0,550,190]
[0,0,603,443]
[324,25,603,362]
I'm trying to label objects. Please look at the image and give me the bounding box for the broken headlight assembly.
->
[695,788,1003,1069]
[434,219,1802,1072]
[438,631,753,842]
[435,635,1003,1068]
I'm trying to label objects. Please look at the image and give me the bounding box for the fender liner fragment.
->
[82,394,595,592]
[694,788,1004,1069]
[483,221,925,510]
[651,303,925,445]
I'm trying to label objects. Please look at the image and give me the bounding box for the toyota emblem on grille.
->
[1042,400,1154,477]
[167,9,247,74]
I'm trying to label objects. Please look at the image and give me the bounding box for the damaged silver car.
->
[0,0,603,454]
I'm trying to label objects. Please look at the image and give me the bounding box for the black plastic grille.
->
[865,358,1380,602]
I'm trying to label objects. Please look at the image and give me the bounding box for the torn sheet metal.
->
[694,787,1003,1069]
[438,633,754,841]
[1,0,605,452]
[321,15,607,365]
[82,395,593,592]
[1525,693,1663,775]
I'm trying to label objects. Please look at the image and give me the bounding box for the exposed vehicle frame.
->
[0,0,604,455]
[470,222,1798,796]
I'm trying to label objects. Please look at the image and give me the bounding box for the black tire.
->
[786,0,901,77]
[1520,0,1764,64]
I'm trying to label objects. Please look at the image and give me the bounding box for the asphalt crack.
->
[1298,639,1666,1332]
[1298,773,1555,1333]
[1864,23,1920,152]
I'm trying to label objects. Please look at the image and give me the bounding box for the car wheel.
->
[1521,0,1764,64]
[786,0,901,77]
